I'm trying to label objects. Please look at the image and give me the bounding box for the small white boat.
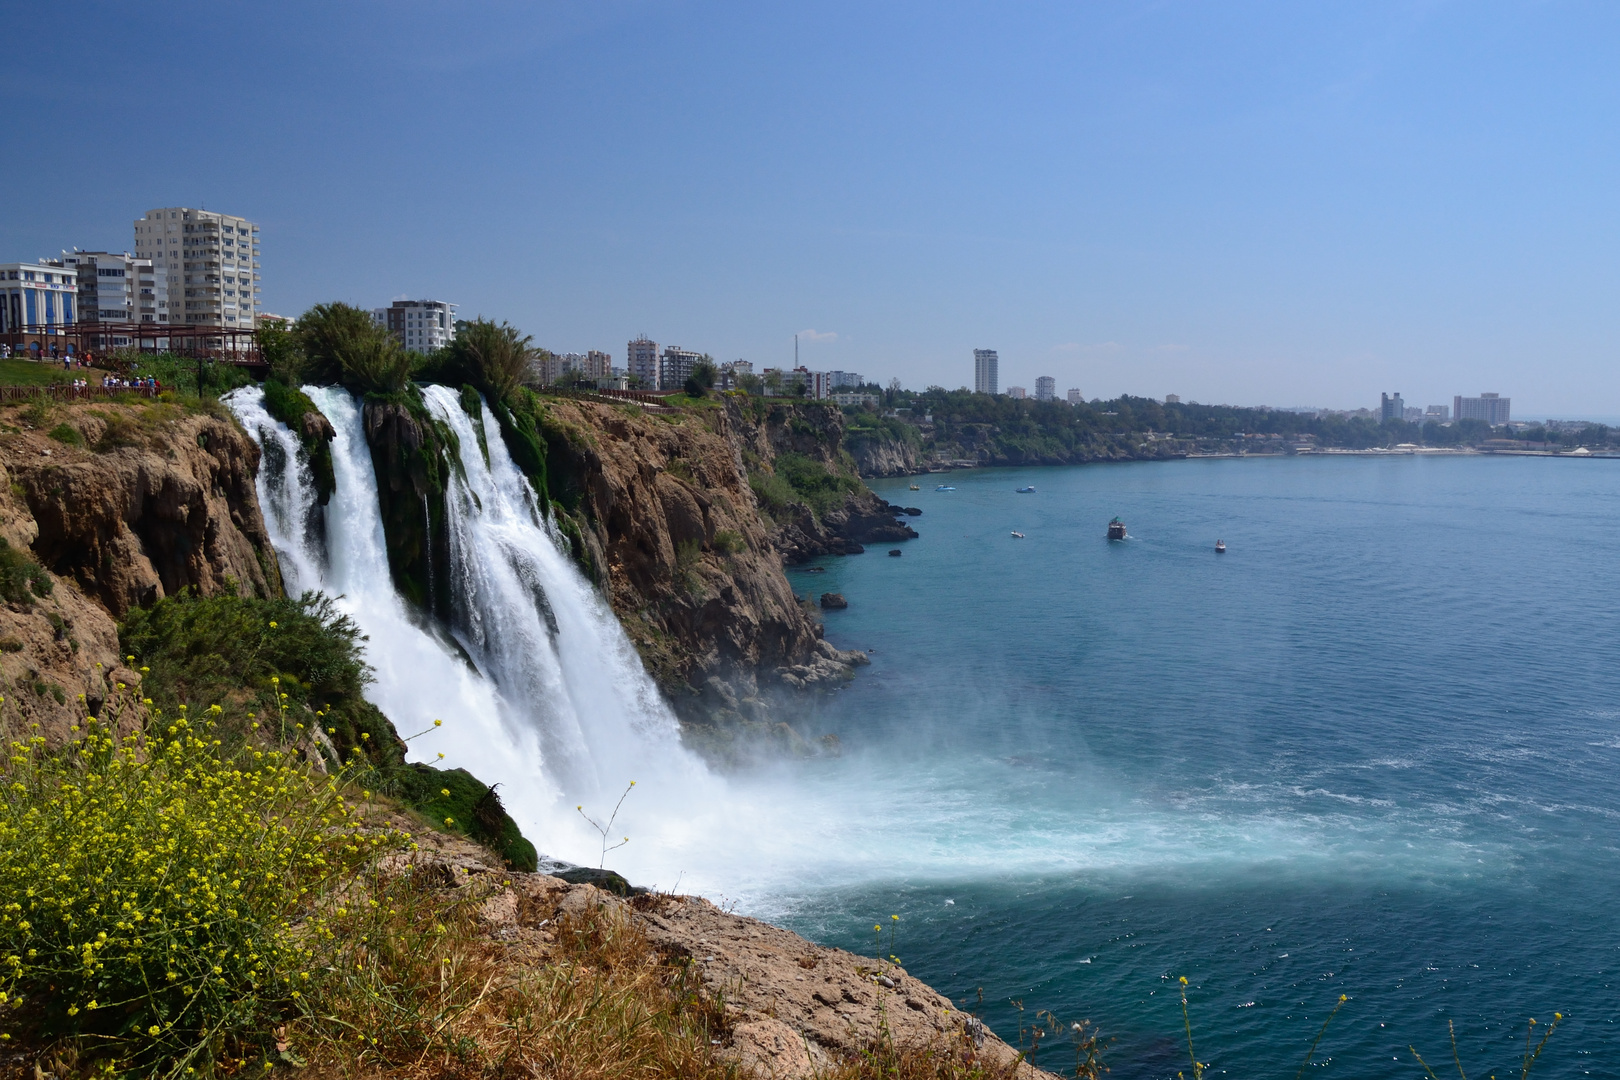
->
[936,484,956,491]
[1015,486,1036,493]
[1215,539,1226,553]
[1010,530,1025,539]
[908,483,920,491]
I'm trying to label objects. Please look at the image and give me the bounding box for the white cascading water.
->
[224,384,743,888]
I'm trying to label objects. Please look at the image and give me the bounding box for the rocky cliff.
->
[0,396,279,740]
[530,395,887,758]
[723,397,918,562]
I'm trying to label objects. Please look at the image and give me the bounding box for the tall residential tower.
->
[132,207,259,329]
[974,349,998,395]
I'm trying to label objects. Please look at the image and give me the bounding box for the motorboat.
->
[1215,540,1226,554]
[935,484,956,491]
[908,483,921,491]
[1010,531,1025,539]
[1107,517,1127,541]
[1015,486,1036,493]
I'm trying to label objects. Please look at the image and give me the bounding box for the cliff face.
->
[725,397,919,563]
[0,398,279,740]
[531,397,872,756]
[846,427,921,477]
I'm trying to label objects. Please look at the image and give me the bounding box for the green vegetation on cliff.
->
[260,377,336,503]
[119,589,535,870]
[0,538,52,606]
[750,451,864,523]
[361,386,460,617]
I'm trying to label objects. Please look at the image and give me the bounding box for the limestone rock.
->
[819,592,847,610]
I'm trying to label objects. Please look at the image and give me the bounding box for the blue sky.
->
[5,1,1619,416]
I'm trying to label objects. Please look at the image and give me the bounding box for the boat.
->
[1010,531,1025,539]
[1215,540,1226,554]
[935,484,956,491]
[1107,517,1127,541]
[908,483,921,491]
[1015,486,1036,493]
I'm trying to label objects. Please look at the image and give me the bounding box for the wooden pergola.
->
[2,321,264,367]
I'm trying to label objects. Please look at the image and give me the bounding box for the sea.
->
[742,454,1620,1079]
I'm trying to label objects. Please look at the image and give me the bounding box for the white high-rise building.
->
[974,348,998,395]
[133,207,260,330]
[59,251,165,326]
[1454,393,1511,425]
[373,299,457,353]
[1035,376,1055,401]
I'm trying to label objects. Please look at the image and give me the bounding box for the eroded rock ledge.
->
[404,833,1050,1080]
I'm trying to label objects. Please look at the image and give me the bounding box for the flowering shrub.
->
[0,702,405,1071]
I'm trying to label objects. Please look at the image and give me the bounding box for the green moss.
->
[0,537,52,605]
[363,386,459,618]
[488,388,550,509]
[46,423,82,446]
[262,377,336,504]
[389,764,538,872]
[458,383,491,467]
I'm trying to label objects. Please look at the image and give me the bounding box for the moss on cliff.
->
[362,386,458,619]
[261,377,336,504]
[488,387,551,508]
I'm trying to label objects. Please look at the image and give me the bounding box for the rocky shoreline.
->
[406,829,1052,1079]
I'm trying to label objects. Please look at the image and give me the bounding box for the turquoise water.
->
[772,456,1620,1078]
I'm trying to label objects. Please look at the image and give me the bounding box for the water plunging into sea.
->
[225,389,1620,1077]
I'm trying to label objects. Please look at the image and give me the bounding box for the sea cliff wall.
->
[0,399,278,740]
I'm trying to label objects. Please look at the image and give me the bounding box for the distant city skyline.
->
[4,4,1620,416]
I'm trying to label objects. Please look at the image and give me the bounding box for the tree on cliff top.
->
[439,317,536,402]
[293,302,414,394]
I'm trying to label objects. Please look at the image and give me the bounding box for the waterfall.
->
[224,384,730,885]
[225,388,325,596]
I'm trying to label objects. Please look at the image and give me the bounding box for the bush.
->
[0,538,52,605]
[294,303,413,394]
[435,318,536,402]
[0,707,404,1072]
[120,590,538,870]
[45,424,82,447]
[772,452,863,521]
[120,590,398,768]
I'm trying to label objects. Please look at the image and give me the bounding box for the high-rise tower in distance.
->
[974,348,998,395]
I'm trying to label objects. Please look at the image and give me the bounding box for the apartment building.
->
[1007,385,1027,400]
[1067,388,1085,405]
[626,337,659,387]
[1035,376,1055,401]
[0,262,76,336]
[827,370,864,389]
[659,346,705,391]
[974,349,998,395]
[58,251,165,326]
[373,299,457,352]
[133,207,260,329]
[1454,393,1511,425]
